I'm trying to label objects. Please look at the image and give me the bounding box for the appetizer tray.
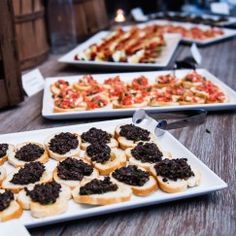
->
[0,118,227,228]
[151,11,236,26]
[42,69,236,120]
[58,32,181,69]
[123,20,236,46]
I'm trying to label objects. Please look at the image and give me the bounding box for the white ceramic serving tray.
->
[58,32,181,69]
[192,14,236,27]
[132,20,236,45]
[42,69,236,120]
[151,11,236,26]
[0,118,227,228]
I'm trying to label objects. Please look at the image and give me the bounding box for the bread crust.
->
[0,156,7,166]
[2,169,52,193]
[149,165,200,193]
[53,103,87,113]
[0,144,14,166]
[45,133,81,161]
[85,148,127,175]
[53,158,99,188]
[112,100,148,109]
[0,166,7,186]
[72,178,132,205]
[7,142,49,168]
[149,100,179,107]
[0,200,23,222]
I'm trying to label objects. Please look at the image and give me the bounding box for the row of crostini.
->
[50,71,227,112]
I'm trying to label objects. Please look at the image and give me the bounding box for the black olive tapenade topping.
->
[49,132,79,155]
[119,124,150,142]
[0,190,14,211]
[112,165,150,186]
[57,158,93,181]
[15,143,44,162]
[86,143,111,164]
[79,177,118,195]
[154,158,195,182]
[131,142,163,163]
[0,143,9,158]
[81,128,112,144]
[10,162,45,185]
[25,181,61,205]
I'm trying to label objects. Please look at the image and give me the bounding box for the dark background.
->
[104,0,212,17]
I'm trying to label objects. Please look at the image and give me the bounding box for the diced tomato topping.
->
[185,72,205,82]
[78,75,98,87]
[104,76,123,86]
[83,85,105,97]
[86,96,108,109]
[157,74,176,84]
[131,76,149,90]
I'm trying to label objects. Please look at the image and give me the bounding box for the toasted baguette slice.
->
[31,184,70,218]
[80,137,118,151]
[110,167,158,197]
[125,146,171,171]
[18,184,71,216]
[53,158,99,189]
[54,103,87,113]
[149,166,200,193]
[0,166,7,186]
[0,200,23,222]
[182,81,202,89]
[85,148,127,175]
[2,169,52,193]
[72,178,132,205]
[7,142,49,168]
[149,100,179,107]
[50,84,61,95]
[45,132,81,161]
[73,83,93,91]
[115,124,157,150]
[0,144,14,165]
[178,95,206,105]
[112,99,148,109]
[190,87,209,98]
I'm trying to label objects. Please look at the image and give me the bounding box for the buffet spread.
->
[0,5,235,228]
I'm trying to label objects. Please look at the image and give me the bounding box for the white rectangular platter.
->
[122,20,236,46]
[151,12,236,26]
[190,14,236,27]
[58,32,181,69]
[0,118,227,228]
[42,69,236,120]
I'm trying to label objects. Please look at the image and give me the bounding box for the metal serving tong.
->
[172,56,197,77]
[132,109,207,137]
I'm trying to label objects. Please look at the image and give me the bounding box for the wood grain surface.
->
[0,37,235,236]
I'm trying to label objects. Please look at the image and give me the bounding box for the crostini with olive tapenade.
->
[7,142,49,168]
[17,181,71,218]
[110,165,158,196]
[149,158,200,193]
[45,132,81,161]
[53,157,99,189]
[72,176,132,205]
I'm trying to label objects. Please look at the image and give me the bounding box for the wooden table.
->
[0,39,235,236]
